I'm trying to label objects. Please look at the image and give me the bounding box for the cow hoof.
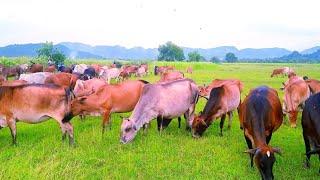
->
[303,162,310,169]
[290,124,297,128]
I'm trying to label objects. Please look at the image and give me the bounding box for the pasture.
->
[0,62,319,179]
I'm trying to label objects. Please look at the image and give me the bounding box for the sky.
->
[0,0,319,51]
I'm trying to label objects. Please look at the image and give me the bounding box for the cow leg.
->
[303,132,311,168]
[59,122,67,141]
[161,118,172,130]
[178,117,181,128]
[245,135,254,167]
[7,118,17,145]
[289,111,298,128]
[220,114,226,136]
[227,111,233,129]
[266,133,272,144]
[64,122,74,145]
[102,110,111,134]
[185,104,196,131]
[157,116,162,131]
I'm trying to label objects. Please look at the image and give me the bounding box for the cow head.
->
[198,85,210,98]
[192,113,208,138]
[245,147,281,180]
[70,96,88,116]
[120,118,138,144]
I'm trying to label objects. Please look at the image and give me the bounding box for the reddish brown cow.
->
[239,86,282,180]
[1,66,23,80]
[158,71,184,82]
[122,65,139,76]
[90,64,102,74]
[0,84,74,145]
[70,80,149,133]
[283,75,310,127]
[186,66,193,74]
[44,65,57,72]
[154,65,175,75]
[304,78,320,94]
[29,63,43,73]
[44,72,79,89]
[270,67,294,77]
[192,81,242,137]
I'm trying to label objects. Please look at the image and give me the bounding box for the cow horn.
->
[200,118,207,127]
[244,148,257,155]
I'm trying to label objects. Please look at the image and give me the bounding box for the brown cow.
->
[283,75,310,127]
[270,67,294,77]
[44,72,79,90]
[304,78,320,94]
[90,64,102,75]
[199,79,243,98]
[192,81,242,137]
[0,84,74,145]
[154,65,175,75]
[1,66,23,80]
[239,86,282,180]
[44,65,57,72]
[158,71,184,82]
[29,63,43,73]
[70,80,149,133]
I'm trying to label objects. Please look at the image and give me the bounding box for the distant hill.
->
[0,42,319,61]
[277,49,320,62]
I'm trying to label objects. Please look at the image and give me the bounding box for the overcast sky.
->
[1,0,319,50]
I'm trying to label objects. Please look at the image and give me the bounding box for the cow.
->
[304,78,320,94]
[122,65,139,77]
[136,66,147,77]
[239,86,283,180]
[154,65,174,76]
[1,66,23,80]
[44,65,57,72]
[73,64,88,74]
[120,79,199,144]
[70,80,149,133]
[0,84,74,145]
[270,67,294,77]
[140,64,148,74]
[90,64,102,75]
[44,73,79,90]
[80,67,96,80]
[192,81,242,137]
[73,78,107,97]
[19,72,53,84]
[301,93,320,173]
[99,67,121,84]
[158,71,184,82]
[29,63,43,73]
[282,75,310,127]
[186,66,193,74]
[198,79,243,99]
[58,65,73,73]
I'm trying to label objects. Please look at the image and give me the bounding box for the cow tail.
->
[62,88,74,123]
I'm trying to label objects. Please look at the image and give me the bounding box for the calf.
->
[301,93,320,173]
[0,84,74,145]
[239,86,283,180]
[120,79,199,144]
[158,71,184,82]
[71,80,148,133]
[192,81,241,137]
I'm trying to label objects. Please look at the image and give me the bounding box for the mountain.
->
[301,46,320,55]
[0,42,319,60]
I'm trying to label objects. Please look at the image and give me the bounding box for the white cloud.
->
[0,0,319,50]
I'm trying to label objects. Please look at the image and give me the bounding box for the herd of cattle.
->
[0,63,319,179]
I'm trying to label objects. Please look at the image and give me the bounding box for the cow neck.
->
[251,118,268,148]
[131,107,157,131]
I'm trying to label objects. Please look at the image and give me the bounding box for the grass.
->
[0,62,320,179]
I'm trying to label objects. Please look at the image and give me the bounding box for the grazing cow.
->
[1,66,24,80]
[0,84,74,145]
[270,67,294,77]
[73,64,88,74]
[58,65,73,73]
[29,63,43,73]
[301,93,320,172]
[136,66,147,77]
[238,86,282,180]
[73,78,107,97]
[199,79,244,98]
[192,81,242,137]
[81,67,96,80]
[71,80,149,133]
[44,73,79,89]
[99,67,121,84]
[19,72,53,84]
[120,79,199,144]
[283,75,310,127]
[44,65,57,72]
[304,78,320,94]
[122,65,139,76]
[158,71,184,82]
[186,66,193,74]
[154,65,174,75]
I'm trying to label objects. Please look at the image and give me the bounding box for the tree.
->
[188,51,205,62]
[210,56,221,63]
[158,41,185,61]
[37,42,66,65]
[225,52,238,63]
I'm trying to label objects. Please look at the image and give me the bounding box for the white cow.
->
[19,72,53,84]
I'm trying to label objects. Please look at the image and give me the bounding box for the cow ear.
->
[272,147,282,156]
[244,148,257,155]
[79,97,87,103]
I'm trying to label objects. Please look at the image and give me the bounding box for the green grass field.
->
[0,62,319,179]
